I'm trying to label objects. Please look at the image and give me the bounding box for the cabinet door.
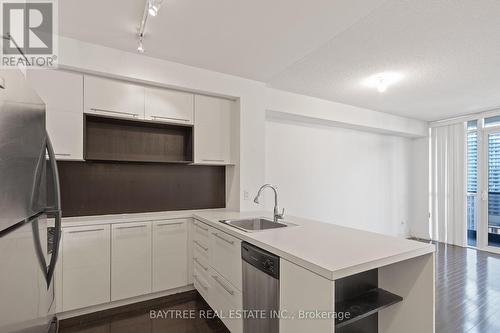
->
[84,75,145,119]
[61,225,110,311]
[27,69,84,160]
[211,230,242,291]
[111,222,152,301]
[194,95,233,164]
[152,219,188,292]
[145,87,194,125]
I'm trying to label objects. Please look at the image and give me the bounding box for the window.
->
[466,121,478,246]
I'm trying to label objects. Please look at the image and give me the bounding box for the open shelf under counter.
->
[335,287,403,329]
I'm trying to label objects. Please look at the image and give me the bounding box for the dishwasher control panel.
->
[241,242,280,279]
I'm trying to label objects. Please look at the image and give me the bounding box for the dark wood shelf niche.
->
[334,269,403,332]
[84,114,193,163]
[335,288,403,329]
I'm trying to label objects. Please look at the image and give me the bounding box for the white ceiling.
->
[59,0,500,121]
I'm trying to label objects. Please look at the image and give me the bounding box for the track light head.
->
[148,0,163,17]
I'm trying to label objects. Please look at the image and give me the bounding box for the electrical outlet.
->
[243,190,250,201]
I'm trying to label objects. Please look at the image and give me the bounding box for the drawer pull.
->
[194,240,209,252]
[193,275,208,291]
[194,222,209,231]
[151,115,190,122]
[68,228,105,234]
[157,222,184,227]
[213,232,235,245]
[55,153,71,156]
[89,108,139,118]
[194,257,208,271]
[116,225,147,230]
[212,275,235,295]
[202,159,225,163]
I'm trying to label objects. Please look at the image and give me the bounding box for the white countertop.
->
[62,209,435,281]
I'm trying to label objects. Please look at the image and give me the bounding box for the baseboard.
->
[57,284,195,320]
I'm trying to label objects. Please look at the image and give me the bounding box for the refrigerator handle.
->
[30,138,46,213]
[45,133,61,287]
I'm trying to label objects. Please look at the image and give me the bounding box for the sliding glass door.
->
[466,121,478,246]
[466,116,500,252]
[486,125,500,249]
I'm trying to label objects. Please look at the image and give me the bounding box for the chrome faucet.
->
[254,184,285,222]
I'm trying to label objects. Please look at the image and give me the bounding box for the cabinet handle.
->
[90,108,139,118]
[68,228,105,234]
[194,240,209,252]
[55,153,71,157]
[116,225,147,230]
[194,222,209,231]
[202,159,225,163]
[193,257,208,271]
[212,232,235,245]
[151,115,190,122]
[193,275,208,290]
[212,275,235,296]
[157,222,184,227]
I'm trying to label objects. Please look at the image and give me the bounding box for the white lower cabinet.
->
[61,225,111,311]
[193,263,211,301]
[192,219,243,333]
[152,219,188,292]
[111,222,152,301]
[211,230,242,290]
[209,268,243,333]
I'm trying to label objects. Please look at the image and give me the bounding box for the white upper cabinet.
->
[111,222,152,301]
[194,95,233,165]
[84,75,145,119]
[27,69,84,160]
[152,219,188,292]
[145,87,194,125]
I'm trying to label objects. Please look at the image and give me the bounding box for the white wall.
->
[264,116,412,236]
[408,136,430,239]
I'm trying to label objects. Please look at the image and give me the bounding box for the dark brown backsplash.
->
[57,161,225,217]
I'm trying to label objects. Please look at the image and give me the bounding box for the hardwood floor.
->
[59,242,500,333]
[433,241,500,333]
[58,291,229,333]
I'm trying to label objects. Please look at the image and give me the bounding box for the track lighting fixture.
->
[136,0,164,53]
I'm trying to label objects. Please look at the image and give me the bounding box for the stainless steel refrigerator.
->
[0,65,62,333]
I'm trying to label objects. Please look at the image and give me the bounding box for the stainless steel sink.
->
[219,218,291,232]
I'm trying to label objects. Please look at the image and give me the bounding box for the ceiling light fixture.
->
[136,0,164,53]
[362,72,403,93]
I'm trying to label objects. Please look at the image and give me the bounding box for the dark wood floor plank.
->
[421,241,500,333]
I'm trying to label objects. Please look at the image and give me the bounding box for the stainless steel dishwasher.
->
[241,241,280,333]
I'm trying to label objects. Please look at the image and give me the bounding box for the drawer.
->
[193,219,210,240]
[193,266,211,302]
[211,229,242,291]
[208,267,243,333]
[193,236,210,262]
[193,252,210,275]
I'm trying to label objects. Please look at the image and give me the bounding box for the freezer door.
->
[0,215,54,333]
[0,68,46,233]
